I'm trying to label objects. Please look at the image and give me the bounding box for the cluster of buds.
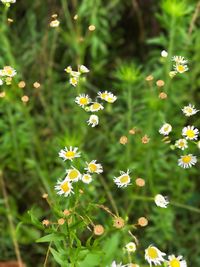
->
[65,65,89,87]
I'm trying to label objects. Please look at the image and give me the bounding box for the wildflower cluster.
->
[65,64,89,87]
[49,14,60,28]
[55,146,103,197]
[0,66,17,86]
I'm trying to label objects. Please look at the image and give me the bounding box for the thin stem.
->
[0,171,23,267]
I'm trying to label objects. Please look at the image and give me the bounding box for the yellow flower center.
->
[65,151,75,158]
[177,64,185,72]
[169,259,181,267]
[186,129,195,138]
[79,97,88,105]
[61,181,70,193]
[147,247,158,259]
[107,97,113,103]
[92,103,101,110]
[182,155,192,164]
[89,163,97,172]
[101,93,108,99]
[179,141,185,147]
[68,170,79,180]
[6,69,13,75]
[84,175,90,180]
[185,107,192,113]
[120,175,129,183]
[164,126,169,132]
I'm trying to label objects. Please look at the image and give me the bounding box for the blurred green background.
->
[0,0,200,266]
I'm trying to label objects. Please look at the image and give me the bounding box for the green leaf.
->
[36,233,66,243]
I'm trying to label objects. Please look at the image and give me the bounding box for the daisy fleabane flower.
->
[1,0,16,4]
[65,167,81,182]
[167,255,187,267]
[59,146,81,161]
[75,94,91,107]
[0,79,3,86]
[161,50,168,58]
[174,64,188,74]
[159,123,172,136]
[125,242,136,253]
[69,76,78,87]
[98,91,109,100]
[85,160,103,174]
[145,245,166,266]
[172,56,188,64]
[172,56,188,74]
[0,66,17,77]
[182,104,199,117]
[87,115,99,127]
[175,139,188,150]
[154,194,169,208]
[178,154,197,168]
[82,173,92,184]
[182,125,199,140]
[79,65,89,73]
[89,102,104,112]
[105,93,117,103]
[55,179,74,197]
[114,170,131,188]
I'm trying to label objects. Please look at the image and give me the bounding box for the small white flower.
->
[161,50,168,57]
[175,139,188,150]
[1,0,16,4]
[174,64,188,74]
[114,170,131,188]
[0,79,3,86]
[182,104,199,117]
[98,91,109,100]
[145,245,166,266]
[159,123,172,136]
[172,56,188,64]
[82,173,93,184]
[154,194,169,208]
[64,66,72,73]
[110,261,126,267]
[125,242,136,253]
[59,146,81,161]
[69,77,78,87]
[3,66,16,77]
[79,65,89,73]
[75,94,91,107]
[178,154,197,168]
[167,255,187,267]
[89,102,104,112]
[87,115,99,127]
[50,19,60,27]
[70,71,81,78]
[105,93,117,103]
[65,167,81,182]
[182,125,199,140]
[85,160,103,174]
[55,179,74,197]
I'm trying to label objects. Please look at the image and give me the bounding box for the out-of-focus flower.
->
[182,104,199,117]
[175,139,188,150]
[50,19,60,27]
[82,173,92,184]
[114,170,131,188]
[161,50,168,57]
[87,114,99,127]
[119,136,128,145]
[89,102,104,112]
[159,123,172,136]
[125,242,136,253]
[178,154,197,168]
[154,194,169,208]
[79,65,89,73]
[75,94,91,107]
[69,77,78,87]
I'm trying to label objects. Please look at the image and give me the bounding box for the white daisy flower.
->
[55,179,74,197]
[71,71,81,78]
[89,102,104,112]
[154,194,169,208]
[3,66,16,77]
[59,146,81,161]
[82,173,93,184]
[125,242,136,253]
[161,50,168,57]
[172,56,188,64]
[182,104,199,117]
[105,93,117,103]
[182,125,199,140]
[98,91,109,100]
[75,94,91,107]
[178,154,197,168]
[50,19,60,27]
[145,245,166,266]
[0,79,3,86]
[159,123,172,136]
[111,261,126,267]
[79,65,89,73]
[87,115,99,127]
[69,77,78,87]
[114,170,131,188]
[85,160,103,174]
[64,66,72,73]
[175,139,188,150]
[1,0,16,4]
[66,167,81,182]
[174,64,188,74]
[167,255,187,267]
